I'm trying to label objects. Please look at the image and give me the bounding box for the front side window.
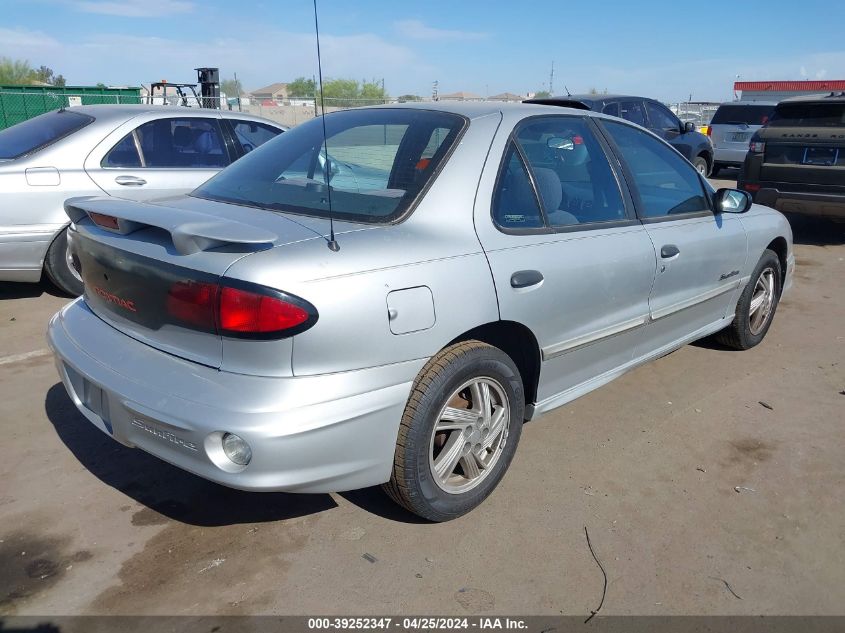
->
[645,102,680,131]
[230,120,282,153]
[601,120,709,219]
[618,101,647,127]
[104,118,229,168]
[0,110,93,160]
[504,117,626,227]
[194,108,465,224]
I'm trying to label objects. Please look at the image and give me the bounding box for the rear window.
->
[711,104,774,126]
[769,102,845,127]
[0,109,94,159]
[193,108,465,224]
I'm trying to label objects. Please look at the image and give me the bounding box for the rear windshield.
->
[710,104,774,125]
[194,108,466,224]
[0,109,94,159]
[768,102,845,127]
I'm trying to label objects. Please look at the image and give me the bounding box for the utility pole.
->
[234,71,241,111]
[549,61,554,96]
[432,80,439,101]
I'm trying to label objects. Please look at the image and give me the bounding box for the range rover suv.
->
[739,93,845,219]
[526,94,714,176]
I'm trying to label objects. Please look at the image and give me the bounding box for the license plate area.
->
[729,132,749,142]
[802,147,839,166]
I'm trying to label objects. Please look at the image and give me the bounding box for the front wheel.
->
[44,227,83,296]
[715,249,782,350]
[383,340,524,522]
[692,155,709,177]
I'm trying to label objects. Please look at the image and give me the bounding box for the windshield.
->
[711,104,774,126]
[0,109,94,159]
[194,108,466,224]
[768,102,845,127]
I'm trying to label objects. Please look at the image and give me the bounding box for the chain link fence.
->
[667,102,720,129]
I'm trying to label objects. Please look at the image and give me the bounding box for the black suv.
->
[739,93,845,220]
[526,94,714,175]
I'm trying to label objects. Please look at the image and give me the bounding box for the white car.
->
[0,105,285,294]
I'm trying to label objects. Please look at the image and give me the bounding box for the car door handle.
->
[115,175,147,186]
[510,270,544,289]
[660,244,680,259]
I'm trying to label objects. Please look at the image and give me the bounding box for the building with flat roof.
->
[736,80,845,102]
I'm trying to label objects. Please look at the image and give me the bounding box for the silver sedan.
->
[0,105,285,294]
[48,102,794,521]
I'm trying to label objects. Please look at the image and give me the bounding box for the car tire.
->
[692,155,709,177]
[715,249,782,350]
[383,340,524,522]
[44,227,83,296]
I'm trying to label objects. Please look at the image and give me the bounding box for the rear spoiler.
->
[65,197,278,256]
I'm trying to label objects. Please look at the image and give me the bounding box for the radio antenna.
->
[313,0,339,252]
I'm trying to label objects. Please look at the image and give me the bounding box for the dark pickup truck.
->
[739,93,845,219]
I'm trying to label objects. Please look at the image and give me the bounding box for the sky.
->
[2,0,844,102]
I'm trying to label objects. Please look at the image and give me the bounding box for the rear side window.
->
[619,101,647,127]
[602,102,620,117]
[492,145,545,229]
[510,117,626,227]
[230,120,281,153]
[0,110,94,160]
[602,120,709,219]
[711,104,774,126]
[106,118,229,168]
[194,108,466,224]
[769,102,845,127]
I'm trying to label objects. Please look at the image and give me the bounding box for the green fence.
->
[0,85,142,130]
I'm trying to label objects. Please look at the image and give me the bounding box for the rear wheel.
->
[692,155,709,177]
[383,340,524,522]
[44,227,83,296]
[715,249,781,350]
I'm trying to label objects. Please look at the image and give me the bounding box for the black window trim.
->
[490,113,639,236]
[221,117,284,160]
[594,117,714,224]
[100,116,236,170]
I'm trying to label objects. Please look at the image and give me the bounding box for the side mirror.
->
[683,121,696,133]
[714,188,752,214]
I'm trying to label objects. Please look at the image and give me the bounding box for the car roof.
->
[56,104,284,127]
[524,94,652,110]
[778,92,845,104]
[366,100,593,119]
[716,100,778,106]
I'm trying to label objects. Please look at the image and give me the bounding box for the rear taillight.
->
[704,125,711,137]
[742,183,761,192]
[220,286,310,334]
[166,281,316,338]
[167,281,218,331]
[749,140,766,153]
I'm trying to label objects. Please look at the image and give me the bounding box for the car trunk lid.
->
[760,128,845,186]
[66,196,328,368]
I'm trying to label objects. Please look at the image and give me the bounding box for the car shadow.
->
[44,383,338,527]
[786,213,845,246]
[0,280,68,300]
[337,488,431,525]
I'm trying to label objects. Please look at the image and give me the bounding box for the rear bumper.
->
[47,299,423,493]
[753,187,845,219]
[713,147,748,165]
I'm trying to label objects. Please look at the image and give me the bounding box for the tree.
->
[533,90,551,99]
[220,77,242,97]
[397,94,421,102]
[287,76,316,97]
[0,57,36,84]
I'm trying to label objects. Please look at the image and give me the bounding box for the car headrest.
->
[533,167,563,213]
[173,126,192,147]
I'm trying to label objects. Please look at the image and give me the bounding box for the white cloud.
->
[394,19,488,41]
[70,0,195,17]
[0,27,62,55]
